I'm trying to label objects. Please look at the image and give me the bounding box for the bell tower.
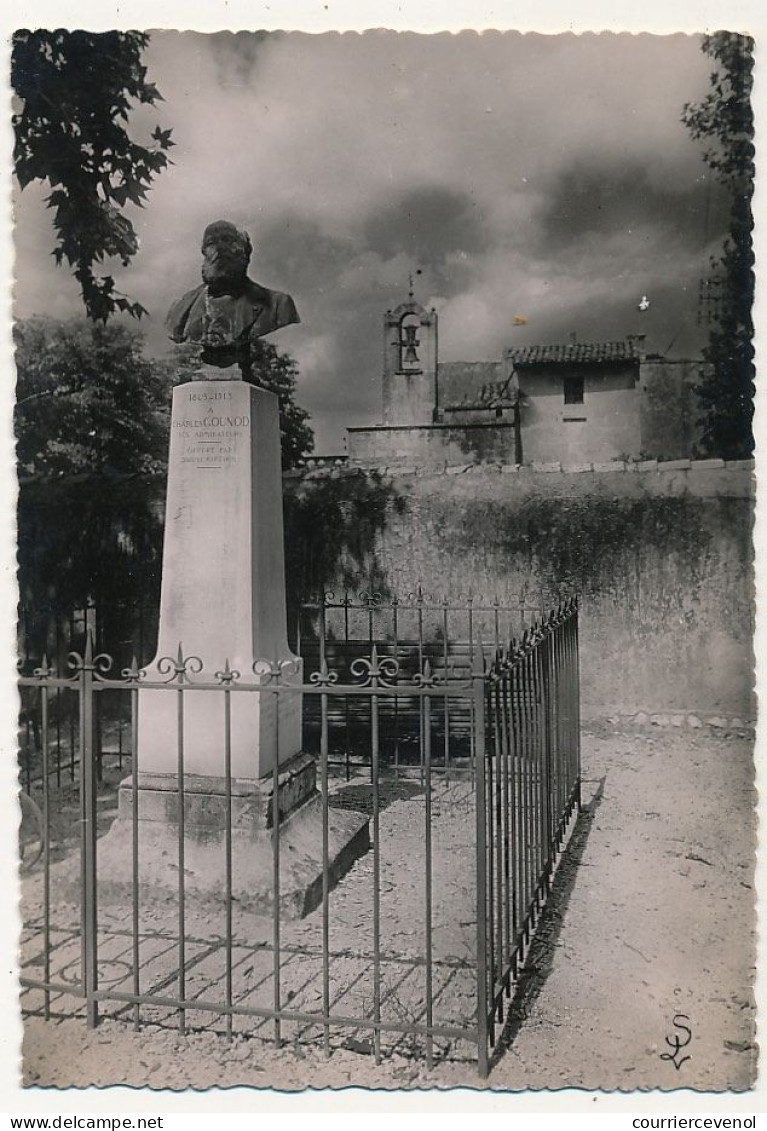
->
[382,281,438,425]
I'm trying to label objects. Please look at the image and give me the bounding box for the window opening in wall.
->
[564,375,584,404]
[399,313,421,371]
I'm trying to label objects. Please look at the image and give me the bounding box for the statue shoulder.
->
[271,289,300,328]
[166,284,207,340]
[243,279,300,331]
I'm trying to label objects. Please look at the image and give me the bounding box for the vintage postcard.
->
[4,0,764,1116]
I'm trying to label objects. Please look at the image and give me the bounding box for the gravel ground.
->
[21,722,756,1093]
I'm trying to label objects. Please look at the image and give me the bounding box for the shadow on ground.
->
[489,773,606,1072]
[328,778,425,815]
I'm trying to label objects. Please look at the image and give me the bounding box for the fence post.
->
[473,644,489,1078]
[574,599,582,808]
[80,628,99,1028]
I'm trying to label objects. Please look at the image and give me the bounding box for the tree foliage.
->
[682,32,754,186]
[15,317,170,478]
[682,32,754,460]
[283,471,405,641]
[243,339,315,469]
[12,30,174,322]
[15,318,314,662]
[15,319,170,653]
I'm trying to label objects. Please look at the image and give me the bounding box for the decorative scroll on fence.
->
[17,596,580,1077]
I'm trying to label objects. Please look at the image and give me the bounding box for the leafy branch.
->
[12,30,174,322]
[682,32,754,460]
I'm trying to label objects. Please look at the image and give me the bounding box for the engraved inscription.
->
[187,390,233,403]
[174,401,250,469]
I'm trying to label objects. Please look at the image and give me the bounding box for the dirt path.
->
[21,723,756,1092]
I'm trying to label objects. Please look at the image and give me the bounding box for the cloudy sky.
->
[13,30,732,451]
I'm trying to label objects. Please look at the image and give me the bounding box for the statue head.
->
[166,218,300,375]
[201,220,252,295]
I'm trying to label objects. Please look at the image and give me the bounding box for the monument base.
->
[96,754,370,919]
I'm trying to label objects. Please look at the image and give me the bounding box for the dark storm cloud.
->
[13,29,731,449]
[534,276,705,359]
[540,161,730,252]
[253,214,358,297]
[363,186,488,267]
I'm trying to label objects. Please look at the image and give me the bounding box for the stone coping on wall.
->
[284,457,755,491]
[343,457,754,475]
[346,421,517,433]
[585,710,755,732]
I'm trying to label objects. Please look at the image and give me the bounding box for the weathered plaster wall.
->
[382,370,437,429]
[517,364,639,465]
[285,460,754,719]
[347,421,517,467]
[356,356,704,468]
[382,304,438,426]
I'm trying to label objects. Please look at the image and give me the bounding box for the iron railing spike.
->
[19,585,581,1078]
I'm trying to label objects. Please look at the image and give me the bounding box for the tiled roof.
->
[503,340,641,365]
[444,380,519,411]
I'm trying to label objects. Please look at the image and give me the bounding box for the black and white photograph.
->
[6,2,761,1111]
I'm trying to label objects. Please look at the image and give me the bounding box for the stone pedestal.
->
[99,754,370,918]
[101,379,369,918]
[138,380,301,779]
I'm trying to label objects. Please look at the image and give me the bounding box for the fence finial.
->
[472,633,487,675]
[120,652,141,682]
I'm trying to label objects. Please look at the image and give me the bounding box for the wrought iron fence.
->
[18,586,568,789]
[17,597,580,1077]
[478,602,581,1069]
[297,588,564,782]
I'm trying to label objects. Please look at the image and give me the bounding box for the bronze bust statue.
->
[166,220,300,376]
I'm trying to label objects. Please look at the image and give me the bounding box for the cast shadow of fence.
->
[489,773,606,1073]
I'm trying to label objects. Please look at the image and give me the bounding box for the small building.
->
[347,294,704,468]
[506,338,642,466]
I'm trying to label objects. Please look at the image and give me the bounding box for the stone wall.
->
[284,459,755,720]
[347,420,517,467]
